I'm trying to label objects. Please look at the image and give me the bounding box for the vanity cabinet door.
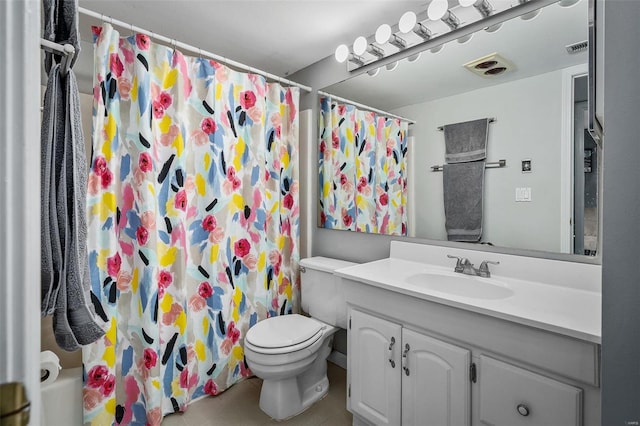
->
[479,356,582,426]
[401,329,471,426]
[349,309,402,426]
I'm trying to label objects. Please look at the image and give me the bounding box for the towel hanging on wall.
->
[443,118,489,163]
[443,162,486,242]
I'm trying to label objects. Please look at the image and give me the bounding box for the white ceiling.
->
[77,0,429,76]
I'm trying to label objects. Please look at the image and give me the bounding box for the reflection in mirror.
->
[318,95,410,235]
[319,0,598,256]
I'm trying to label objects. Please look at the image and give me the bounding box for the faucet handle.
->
[447,255,467,273]
[478,260,500,277]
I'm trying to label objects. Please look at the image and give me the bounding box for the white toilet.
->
[244,256,355,420]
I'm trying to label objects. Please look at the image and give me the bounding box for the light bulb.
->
[407,52,421,62]
[367,68,380,77]
[428,0,449,21]
[520,10,540,20]
[335,44,349,63]
[457,34,473,44]
[399,11,417,34]
[353,36,368,56]
[430,44,444,54]
[375,24,392,44]
[458,0,478,6]
[558,0,579,6]
[386,61,399,71]
[485,23,502,33]
[518,0,541,20]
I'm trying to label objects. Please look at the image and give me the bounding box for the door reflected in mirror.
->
[318,0,598,256]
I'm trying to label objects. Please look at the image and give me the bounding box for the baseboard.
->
[327,350,347,369]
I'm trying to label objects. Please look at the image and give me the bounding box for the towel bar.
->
[437,117,496,131]
[430,159,506,172]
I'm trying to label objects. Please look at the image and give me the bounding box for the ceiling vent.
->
[566,40,588,54]
[463,52,515,78]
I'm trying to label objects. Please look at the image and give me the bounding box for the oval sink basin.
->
[404,272,514,300]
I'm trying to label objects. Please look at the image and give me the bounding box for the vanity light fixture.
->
[459,0,503,32]
[399,11,433,40]
[459,0,493,17]
[334,44,366,66]
[375,23,407,49]
[428,0,460,30]
[334,0,540,71]
[353,36,385,59]
[518,0,541,20]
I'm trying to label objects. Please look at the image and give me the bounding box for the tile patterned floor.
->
[162,362,352,426]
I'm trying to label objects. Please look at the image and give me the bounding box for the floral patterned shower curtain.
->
[318,96,408,235]
[83,24,300,425]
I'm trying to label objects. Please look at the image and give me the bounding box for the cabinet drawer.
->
[479,356,582,426]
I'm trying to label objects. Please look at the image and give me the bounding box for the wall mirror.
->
[318,0,600,257]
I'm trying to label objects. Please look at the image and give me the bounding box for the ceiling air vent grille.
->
[566,40,588,54]
[463,52,515,78]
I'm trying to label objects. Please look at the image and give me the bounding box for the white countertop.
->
[335,257,602,344]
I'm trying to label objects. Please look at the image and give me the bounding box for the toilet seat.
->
[245,314,325,355]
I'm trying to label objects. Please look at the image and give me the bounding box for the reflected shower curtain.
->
[319,96,408,235]
[83,24,300,425]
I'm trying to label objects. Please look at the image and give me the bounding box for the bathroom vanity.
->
[336,242,601,426]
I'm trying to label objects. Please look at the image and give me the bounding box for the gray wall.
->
[396,69,565,252]
[291,1,640,422]
[601,0,640,423]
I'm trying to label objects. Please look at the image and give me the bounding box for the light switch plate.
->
[515,187,532,202]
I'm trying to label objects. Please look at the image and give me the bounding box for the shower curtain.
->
[83,24,300,425]
[318,96,408,235]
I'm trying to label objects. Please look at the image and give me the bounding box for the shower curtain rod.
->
[317,90,416,125]
[78,7,312,93]
[40,38,76,76]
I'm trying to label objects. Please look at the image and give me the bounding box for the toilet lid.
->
[246,314,324,349]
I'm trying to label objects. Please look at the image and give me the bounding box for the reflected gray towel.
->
[443,162,485,242]
[43,0,80,72]
[444,118,489,163]
[53,70,105,350]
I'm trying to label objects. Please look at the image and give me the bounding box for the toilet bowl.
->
[244,257,356,420]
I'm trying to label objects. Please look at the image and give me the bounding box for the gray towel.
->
[53,69,105,349]
[443,118,489,163]
[41,64,65,315]
[43,0,80,73]
[41,65,105,349]
[443,162,485,242]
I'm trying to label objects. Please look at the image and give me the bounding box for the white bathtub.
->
[41,367,83,426]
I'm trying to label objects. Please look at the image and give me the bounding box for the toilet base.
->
[258,333,335,420]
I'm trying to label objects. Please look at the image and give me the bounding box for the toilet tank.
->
[299,257,357,329]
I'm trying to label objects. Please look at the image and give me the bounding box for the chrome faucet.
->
[447,255,500,278]
[447,255,466,273]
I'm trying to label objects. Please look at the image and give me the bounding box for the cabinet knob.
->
[516,403,530,417]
